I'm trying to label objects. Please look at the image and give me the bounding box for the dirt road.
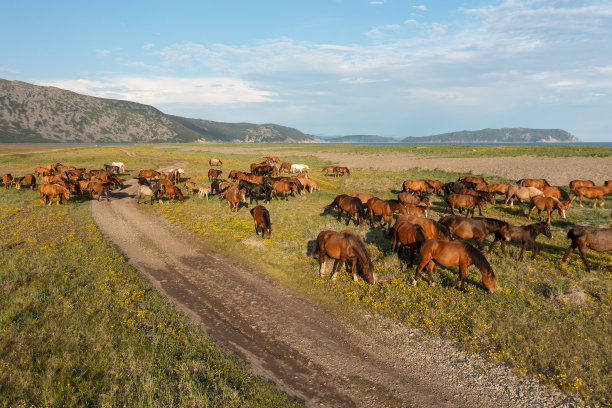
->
[90,179,573,407]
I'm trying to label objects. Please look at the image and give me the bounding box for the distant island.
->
[0,78,580,144]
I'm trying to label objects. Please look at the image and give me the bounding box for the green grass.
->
[1,143,611,406]
[0,162,301,407]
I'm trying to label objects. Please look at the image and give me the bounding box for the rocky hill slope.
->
[401,128,580,143]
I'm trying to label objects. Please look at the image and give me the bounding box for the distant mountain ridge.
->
[401,128,580,143]
[0,79,314,143]
[316,134,400,143]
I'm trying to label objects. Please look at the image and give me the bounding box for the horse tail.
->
[516,179,524,185]
[566,227,576,240]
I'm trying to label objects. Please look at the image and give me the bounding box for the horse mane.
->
[434,220,452,239]
[461,242,493,274]
[262,208,271,229]
[341,230,373,266]
[474,217,508,229]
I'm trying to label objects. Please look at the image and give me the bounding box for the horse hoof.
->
[430,282,436,287]
[412,279,417,286]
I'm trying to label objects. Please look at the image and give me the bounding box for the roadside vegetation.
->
[1,143,610,406]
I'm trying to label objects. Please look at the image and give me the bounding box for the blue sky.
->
[1,1,612,141]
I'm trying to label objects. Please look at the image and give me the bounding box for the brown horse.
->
[22,174,36,190]
[35,166,53,177]
[489,222,552,260]
[325,195,366,226]
[392,220,426,268]
[366,197,396,228]
[561,226,612,271]
[139,170,160,181]
[184,181,198,195]
[400,204,428,218]
[439,215,511,250]
[459,176,487,185]
[2,174,13,189]
[528,196,569,224]
[333,166,350,177]
[89,181,111,201]
[540,186,570,202]
[250,205,271,238]
[505,185,544,208]
[38,184,70,205]
[518,178,550,189]
[314,230,377,284]
[322,165,335,176]
[349,192,375,206]
[299,178,319,193]
[397,191,430,208]
[163,185,184,202]
[444,194,487,217]
[414,239,497,293]
[458,189,495,205]
[402,179,433,194]
[569,180,594,190]
[487,183,511,200]
[389,214,451,241]
[271,180,297,200]
[225,187,247,212]
[208,169,223,181]
[570,185,612,207]
[280,162,292,173]
[197,185,211,200]
[424,179,443,195]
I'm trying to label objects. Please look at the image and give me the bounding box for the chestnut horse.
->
[540,186,570,202]
[349,192,375,206]
[325,195,366,226]
[400,204,428,218]
[444,194,487,217]
[333,166,350,177]
[89,181,112,201]
[459,176,487,184]
[389,214,451,241]
[487,183,511,200]
[322,166,335,176]
[314,230,377,284]
[250,205,271,238]
[366,197,396,228]
[280,162,292,173]
[489,222,552,260]
[425,179,443,195]
[2,174,13,189]
[224,187,247,211]
[570,185,612,207]
[22,174,36,190]
[569,180,594,190]
[208,169,223,181]
[397,192,430,208]
[518,178,550,189]
[392,220,426,268]
[38,184,70,205]
[528,196,568,224]
[402,180,433,194]
[163,185,184,202]
[439,215,510,250]
[139,170,160,181]
[414,239,497,293]
[561,226,612,271]
[271,180,297,200]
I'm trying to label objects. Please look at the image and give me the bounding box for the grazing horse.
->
[349,192,375,206]
[392,220,426,268]
[139,170,160,181]
[239,180,272,204]
[570,185,612,208]
[333,166,350,177]
[209,157,222,166]
[226,187,248,212]
[22,173,36,190]
[38,184,70,205]
[270,180,297,200]
[184,181,198,195]
[136,184,165,204]
[444,194,487,217]
[299,178,319,193]
[402,180,433,194]
[325,195,366,226]
[487,183,511,200]
[366,197,396,228]
[280,162,292,173]
[528,196,568,224]
[561,226,612,271]
[291,164,309,173]
[111,162,125,173]
[322,166,335,176]
[314,230,377,284]
[163,185,184,202]
[34,166,53,177]
[89,182,112,201]
[442,181,478,195]
[400,204,429,218]
[252,165,278,177]
[439,215,511,250]
[569,180,594,190]
[425,179,443,195]
[398,192,430,208]
[208,169,223,181]
[250,205,271,238]
[540,186,570,202]
[197,185,211,200]
[389,214,451,241]
[459,176,487,185]
[504,185,544,208]
[489,222,552,260]
[414,239,497,293]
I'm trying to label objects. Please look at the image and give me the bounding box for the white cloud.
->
[35,77,277,105]
[0,67,19,75]
[370,1,384,4]
[95,49,111,56]
[413,5,427,11]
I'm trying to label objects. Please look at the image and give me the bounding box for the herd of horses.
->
[2,157,611,294]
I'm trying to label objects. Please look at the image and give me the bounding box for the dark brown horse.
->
[392,220,426,268]
[89,181,111,201]
[414,239,497,292]
[314,230,377,284]
[439,215,511,250]
[489,222,552,260]
[528,196,569,224]
[250,205,271,238]
[561,226,612,271]
[397,191,430,208]
[444,194,487,217]
[325,195,366,226]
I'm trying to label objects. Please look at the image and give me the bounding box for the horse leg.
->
[454,263,468,292]
[577,243,592,271]
[426,261,436,287]
[518,242,527,261]
[331,258,345,281]
[414,255,432,286]
[488,237,499,254]
[369,209,374,228]
[530,241,539,260]
[345,212,351,226]
[351,260,359,282]
[561,242,577,264]
[318,252,328,277]
[592,197,598,208]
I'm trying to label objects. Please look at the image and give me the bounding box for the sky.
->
[1,0,612,141]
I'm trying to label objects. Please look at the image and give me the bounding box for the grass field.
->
[1,143,611,406]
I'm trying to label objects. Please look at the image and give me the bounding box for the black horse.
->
[238,179,272,204]
[488,221,552,260]
[441,181,478,195]
[211,179,228,195]
[252,165,276,176]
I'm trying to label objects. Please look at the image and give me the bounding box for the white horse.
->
[291,164,309,173]
[111,162,125,173]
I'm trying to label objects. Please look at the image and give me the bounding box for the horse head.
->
[540,222,553,239]
[483,268,498,293]
[499,225,511,242]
